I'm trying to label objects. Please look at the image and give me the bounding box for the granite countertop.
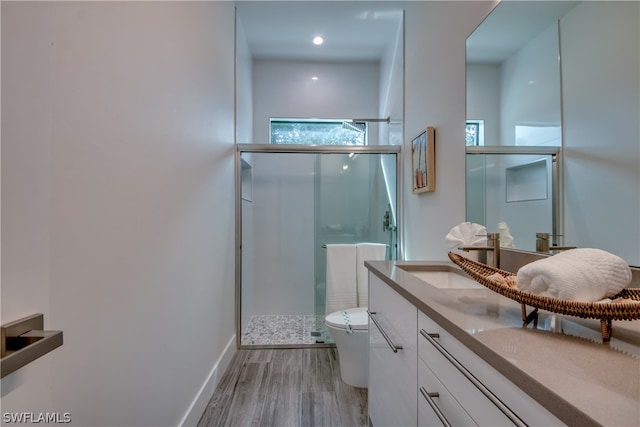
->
[365,260,640,427]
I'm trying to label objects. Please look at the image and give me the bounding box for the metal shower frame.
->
[234,143,402,349]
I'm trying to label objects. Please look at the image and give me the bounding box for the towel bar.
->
[1,314,63,378]
[322,243,389,248]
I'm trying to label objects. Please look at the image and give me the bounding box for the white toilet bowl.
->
[325,307,369,388]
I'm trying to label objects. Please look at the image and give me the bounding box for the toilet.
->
[325,306,369,388]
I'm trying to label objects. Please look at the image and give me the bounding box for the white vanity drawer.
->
[418,358,475,426]
[418,312,518,426]
[418,311,563,426]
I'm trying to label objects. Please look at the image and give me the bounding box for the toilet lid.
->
[326,307,369,330]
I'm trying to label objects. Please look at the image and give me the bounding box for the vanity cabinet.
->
[417,359,476,426]
[368,269,564,427]
[418,312,519,426]
[368,272,417,427]
[417,312,563,427]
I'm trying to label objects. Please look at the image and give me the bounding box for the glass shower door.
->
[313,152,397,317]
[238,147,397,348]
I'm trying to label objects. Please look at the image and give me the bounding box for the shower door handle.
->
[383,208,395,232]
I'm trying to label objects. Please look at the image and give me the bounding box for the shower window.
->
[270,118,367,145]
[466,120,484,146]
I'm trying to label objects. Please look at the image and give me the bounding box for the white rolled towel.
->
[356,243,387,307]
[445,222,487,248]
[516,248,632,302]
[325,244,358,314]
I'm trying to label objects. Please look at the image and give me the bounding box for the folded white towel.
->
[445,222,487,248]
[516,248,632,302]
[325,244,358,314]
[356,243,387,307]
[497,222,515,248]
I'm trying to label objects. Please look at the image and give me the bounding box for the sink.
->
[409,271,483,289]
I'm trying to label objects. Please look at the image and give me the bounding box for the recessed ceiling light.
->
[312,36,324,46]
[311,76,319,81]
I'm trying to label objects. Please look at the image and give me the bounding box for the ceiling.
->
[235,1,404,62]
[236,1,581,64]
[466,1,580,64]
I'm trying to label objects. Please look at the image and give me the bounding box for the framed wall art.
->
[411,126,435,193]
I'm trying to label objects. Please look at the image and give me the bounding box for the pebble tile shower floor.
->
[241,315,334,345]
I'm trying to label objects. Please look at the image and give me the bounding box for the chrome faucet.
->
[460,233,500,268]
[535,233,576,253]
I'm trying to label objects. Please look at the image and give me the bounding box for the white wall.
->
[562,1,640,265]
[236,16,254,145]
[379,12,405,147]
[1,2,236,426]
[466,63,500,145]
[402,0,498,260]
[252,59,380,143]
[379,14,405,227]
[501,22,562,147]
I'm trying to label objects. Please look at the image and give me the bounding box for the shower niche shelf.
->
[505,158,548,202]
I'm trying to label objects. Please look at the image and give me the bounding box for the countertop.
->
[365,260,640,427]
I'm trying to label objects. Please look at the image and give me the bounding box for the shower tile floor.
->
[241,315,334,346]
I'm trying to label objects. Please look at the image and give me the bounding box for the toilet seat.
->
[325,307,369,331]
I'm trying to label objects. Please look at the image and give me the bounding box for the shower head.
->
[349,116,390,123]
[342,120,366,133]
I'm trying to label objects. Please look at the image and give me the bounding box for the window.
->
[466,120,484,146]
[270,119,367,145]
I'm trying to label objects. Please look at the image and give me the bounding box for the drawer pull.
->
[419,387,452,427]
[419,329,527,427]
[367,311,403,353]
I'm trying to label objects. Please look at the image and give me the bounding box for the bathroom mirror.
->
[466,1,640,265]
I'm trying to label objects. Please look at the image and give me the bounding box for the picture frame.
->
[411,126,436,193]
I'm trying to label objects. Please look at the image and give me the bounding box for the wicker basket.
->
[448,252,640,342]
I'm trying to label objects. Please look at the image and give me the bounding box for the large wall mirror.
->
[466,1,639,265]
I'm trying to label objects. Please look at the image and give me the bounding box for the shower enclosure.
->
[466,146,561,252]
[237,144,399,348]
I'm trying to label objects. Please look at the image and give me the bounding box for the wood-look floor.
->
[197,348,368,427]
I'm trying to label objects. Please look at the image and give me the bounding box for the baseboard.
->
[178,334,236,427]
